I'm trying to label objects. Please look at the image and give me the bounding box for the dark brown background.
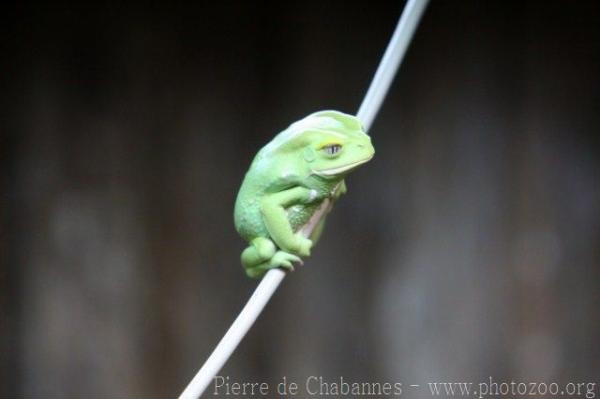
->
[2,1,599,398]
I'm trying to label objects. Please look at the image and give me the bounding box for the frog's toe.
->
[271,251,303,271]
[244,251,303,278]
[246,266,266,279]
[280,260,294,271]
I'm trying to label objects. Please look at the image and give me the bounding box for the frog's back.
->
[234,151,272,241]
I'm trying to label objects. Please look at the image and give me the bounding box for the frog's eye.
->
[322,144,342,156]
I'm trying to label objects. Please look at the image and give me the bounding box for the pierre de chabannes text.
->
[213,375,597,398]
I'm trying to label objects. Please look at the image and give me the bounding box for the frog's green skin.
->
[234,110,374,278]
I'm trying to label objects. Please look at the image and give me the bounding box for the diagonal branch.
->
[179,1,429,397]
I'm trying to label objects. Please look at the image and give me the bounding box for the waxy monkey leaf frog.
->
[234,110,374,278]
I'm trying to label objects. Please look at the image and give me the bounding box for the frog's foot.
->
[271,251,303,270]
[245,251,303,279]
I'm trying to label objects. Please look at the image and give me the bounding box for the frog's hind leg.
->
[245,251,303,278]
[242,237,302,278]
[241,237,276,270]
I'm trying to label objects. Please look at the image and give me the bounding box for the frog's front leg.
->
[307,181,344,244]
[260,186,320,257]
[307,216,325,244]
[332,180,347,201]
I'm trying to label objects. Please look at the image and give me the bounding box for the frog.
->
[234,110,375,278]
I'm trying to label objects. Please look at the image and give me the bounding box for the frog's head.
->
[268,110,374,179]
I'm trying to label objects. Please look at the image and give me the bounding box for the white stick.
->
[357,0,430,131]
[179,1,429,397]
[179,268,286,398]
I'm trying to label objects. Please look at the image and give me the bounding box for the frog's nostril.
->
[357,144,365,149]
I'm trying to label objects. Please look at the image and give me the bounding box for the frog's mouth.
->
[313,155,373,177]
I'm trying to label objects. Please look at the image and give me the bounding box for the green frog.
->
[234,110,374,278]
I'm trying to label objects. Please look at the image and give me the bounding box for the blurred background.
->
[1,1,599,398]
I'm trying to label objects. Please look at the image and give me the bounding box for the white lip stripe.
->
[315,156,373,176]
